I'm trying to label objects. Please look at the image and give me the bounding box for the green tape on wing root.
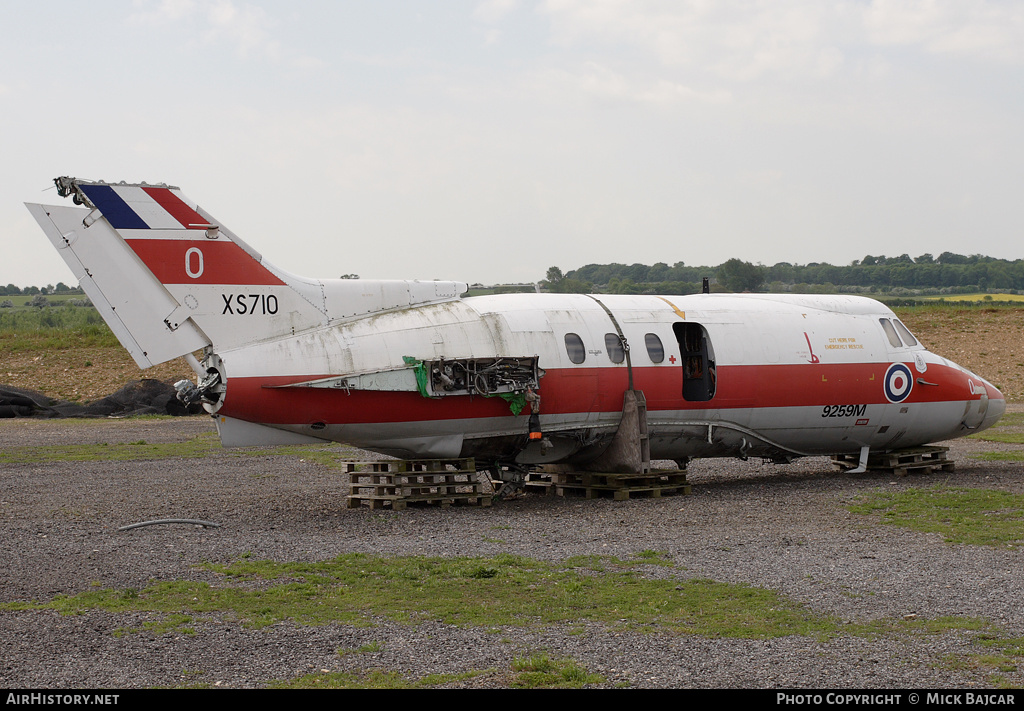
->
[402,356,432,398]
[494,392,527,416]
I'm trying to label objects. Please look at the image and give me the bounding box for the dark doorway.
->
[672,322,716,402]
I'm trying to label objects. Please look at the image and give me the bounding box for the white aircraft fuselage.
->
[27,178,1005,471]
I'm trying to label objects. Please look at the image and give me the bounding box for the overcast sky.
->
[3,0,1023,288]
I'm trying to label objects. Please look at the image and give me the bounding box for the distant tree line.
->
[0,284,91,310]
[543,253,1024,295]
[0,283,82,296]
[9,251,1024,301]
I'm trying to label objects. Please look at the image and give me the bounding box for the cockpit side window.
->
[892,319,918,347]
[879,318,903,348]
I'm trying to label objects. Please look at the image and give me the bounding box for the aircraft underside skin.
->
[27,177,1007,475]
[211,381,1003,465]
[209,351,1004,465]
[216,395,1002,464]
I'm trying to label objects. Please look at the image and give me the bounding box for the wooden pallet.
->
[547,470,691,500]
[831,446,954,477]
[344,458,491,510]
[523,471,556,496]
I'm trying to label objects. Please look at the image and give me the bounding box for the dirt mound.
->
[0,379,203,418]
[900,308,1024,401]
[1,347,196,404]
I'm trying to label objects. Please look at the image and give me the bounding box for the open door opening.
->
[673,322,716,402]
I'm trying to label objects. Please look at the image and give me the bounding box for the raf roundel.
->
[884,362,914,403]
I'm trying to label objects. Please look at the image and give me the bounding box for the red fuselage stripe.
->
[218,361,990,425]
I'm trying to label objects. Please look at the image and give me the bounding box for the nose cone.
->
[966,372,1005,434]
[981,382,1006,431]
[944,355,1005,434]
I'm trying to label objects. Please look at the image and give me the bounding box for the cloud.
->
[129,0,321,67]
[540,0,1024,82]
[202,0,278,59]
[540,0,846,81]
[531,62,731,106]
[473,0,521,46]
[863,0,1024,63]
[474,0,520,24]
[128,0,197,25]
[129,0,198,23]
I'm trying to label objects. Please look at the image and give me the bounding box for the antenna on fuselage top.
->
[702,277,709,294]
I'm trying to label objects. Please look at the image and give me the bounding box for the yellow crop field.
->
[923,293,1024,302]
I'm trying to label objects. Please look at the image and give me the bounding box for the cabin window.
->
[605,333,625,364]
[879,318,903,348]
[893,319,918,347]
[645,333,664,363]
[672,322,716,401]
[564,333,586,364]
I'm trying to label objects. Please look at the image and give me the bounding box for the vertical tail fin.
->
[28,176,469,370]
[26,177,327,368]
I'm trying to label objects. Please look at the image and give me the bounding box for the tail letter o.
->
[185,247,204,279]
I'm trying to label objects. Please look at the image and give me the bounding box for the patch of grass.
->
[968,432,1024,444]
[634,549,674,566]
[851,614,990,638]
[982,412,1024,428]
[932,628,1024,686]
[9,552,1010,686]
[115,613,196,638]
[338,641,383,656]
[0,432,354,465]
[4,553,839,639]
[895,302,1024,315]
[958,634,1024,685]
[849,487,1024,547]
[563,555,610,572]
[511,653,604,688]
[969,411,1024,443]
[920,294,1024,303]
[262,444,364,469]
[269,669,473,689]
[0,433,224,464]
[270,661,489,688]
[971,452,1024,462]
[0,306,118,350]
[976,634,1024,661]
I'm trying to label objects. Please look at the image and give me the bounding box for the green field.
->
[0,292,89,310]
[0,304,117,350]
[921,293,1024,303]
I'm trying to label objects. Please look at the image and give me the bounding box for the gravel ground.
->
[1,412,1023,689]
